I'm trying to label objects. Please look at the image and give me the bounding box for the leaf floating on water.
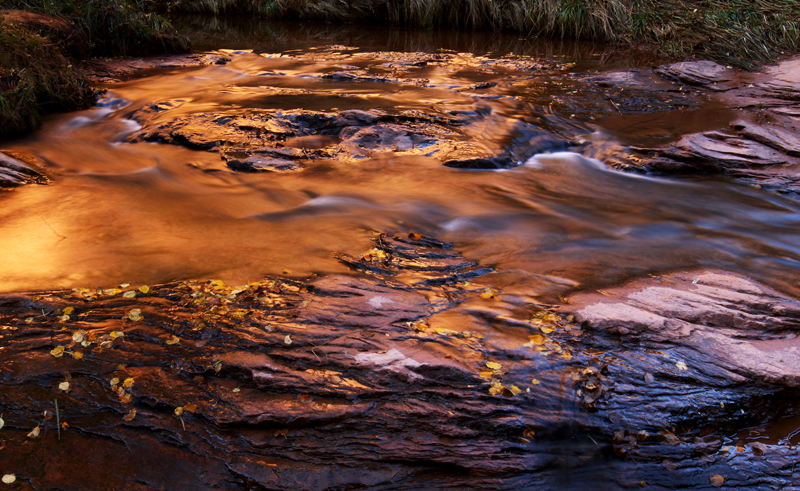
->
[138,285,150,294]
[58,382,70,391]
[109,331,124,340]
[531,378,541,385]
[123,409,136,421]
[480,288,498,300]
[675,361,688,371]
[27,425,40,438]
[284,335,292,345]
[127,309,143,322]
[72,330,85,343]
[510,385,522,395]
[123,291,136,299]
[122,378,135,389]
[479,371,494,379]
[165,335,180,345]
[51,345,65,358]
[63,307,74,315]
[709,474,724,488]
[485,361,502,370]
[2,474,15,484]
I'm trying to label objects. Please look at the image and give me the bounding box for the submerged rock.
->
[0,233,798,489]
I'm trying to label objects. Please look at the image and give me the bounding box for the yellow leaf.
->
[166,335,180,345]
[709,474,724,488]
[123,291,136,299]
[72,330,85,343]
[184,403,199,413]
[479,371,494,379]
[58,381,71,391]
[62,422,69,430]
[127,309,143,322]
[72,351,83,360]
[561,351,572,361]
[510,385,522,395]
[27,425,40,438]
[51,345,65,358]
[123,409,136,421]
[110,377,120,388]
[119,393,132,403]
[174,407,184,417]
[63,307,74,315]
[531,378,540,385]
[528,334,544,345]
[109,331,124,340]
[122,377,135,389]
[139,285,150,294]
[539,325,555,334]
[485,361,502,370]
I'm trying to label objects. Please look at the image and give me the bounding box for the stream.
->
[0,17,799,490]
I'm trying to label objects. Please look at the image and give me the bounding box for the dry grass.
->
[161,0,800,68]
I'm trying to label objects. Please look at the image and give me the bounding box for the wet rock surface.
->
[0,151,47,187]
[610,58,800,194]
[0,234,798,489]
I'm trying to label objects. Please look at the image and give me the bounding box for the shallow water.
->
[1,18,800,489]
[1,23,798,298]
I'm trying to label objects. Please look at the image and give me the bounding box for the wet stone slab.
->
[0,234,798,489]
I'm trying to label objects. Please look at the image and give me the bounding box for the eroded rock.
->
[0,151,47,187]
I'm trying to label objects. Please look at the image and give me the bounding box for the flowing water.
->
[1,18,800,488]
[2,18,799,299]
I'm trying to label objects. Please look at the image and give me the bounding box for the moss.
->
[0,19,95,137]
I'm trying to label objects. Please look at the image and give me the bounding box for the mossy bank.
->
[0,0,189,137]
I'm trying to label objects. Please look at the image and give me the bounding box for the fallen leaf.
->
[479,371,494,379]
[232,387,241,393]
[531,378,540,385]
[110,377,120,388]
[523,428,535,439]
[123,291,136,299]
[0,415,3,429]
[2,474,15,484]
[165,335,180,345]
[485,361,502,370]
[139,285,150,294]
[408,232,421,240]
[284,335,292,345]
[174,407,184,417]
[709,474,724,488]
[72,331,85,343]
[123,409,136,421]
[27,425,40,438]
[675,361,688,371]
[183,403,199,413]
[122,377,135,389]
[510,385,522,395]
[61,422,69,430]
[645,372,655,384]
[58,382,70,391]
[72,351,83,360]
[63,307,74,315]
[127,309,143,322]
[50,345,65,358]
